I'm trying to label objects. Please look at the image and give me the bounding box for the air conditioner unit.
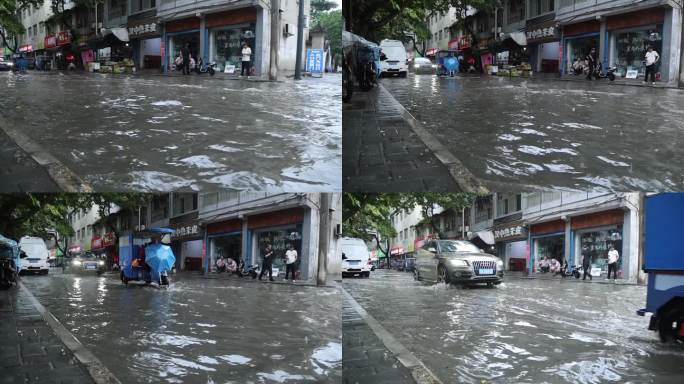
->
[283,23,294,37]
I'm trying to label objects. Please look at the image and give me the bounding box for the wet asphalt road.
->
[343,270,684,384]
[0,72,341,192]
[19,270,341,383]
[380,74,684,191]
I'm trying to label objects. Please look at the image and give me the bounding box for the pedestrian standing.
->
[241,42,252,78]
[258,243,274,281]
[607,245,620,281]
[284,244,298,283]
[644,46,660,85]
[586,47,598,80]
[181,43,191,75]
[582,253,592,281]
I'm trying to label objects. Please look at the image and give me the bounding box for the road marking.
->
[378,84,488,194]
[19,281,121,384]
[0,116,93,192]
[342,287,444,384]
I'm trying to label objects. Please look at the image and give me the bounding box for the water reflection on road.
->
[344,270,684,384]
[21,271,341,383]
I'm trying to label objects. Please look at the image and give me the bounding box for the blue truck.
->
[637,193,684,343]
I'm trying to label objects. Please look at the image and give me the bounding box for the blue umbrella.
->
[145,243,176,274]
[444,57,459,72]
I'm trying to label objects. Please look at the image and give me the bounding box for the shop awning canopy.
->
[470,231,495,245]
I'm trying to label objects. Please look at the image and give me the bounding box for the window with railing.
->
[497,194,522,217]
[508,0,525,24]
[528,0,554,17]
[131,0,156,14]
[473,196,493,223]
[109,0,127,19]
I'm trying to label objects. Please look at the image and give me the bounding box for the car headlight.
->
[98,260,105,266]
[414,64,419,68]
[496,259,504,269]
[72,260,82,266]
[431,64,437,68]
[7,62,13,67]
[449,259,469,267]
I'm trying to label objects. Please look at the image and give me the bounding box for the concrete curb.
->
[505,274,642,286]
[18,281,120,384]
[0,115,92,192]
[342,287,444,384]
[378,84,488,194]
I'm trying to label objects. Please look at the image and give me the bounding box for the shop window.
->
[613,27,662,77]
[579,227,622,272]
[256,228,303,275]
[529,0,554,18]
[211,25,256,73]
[131,0,156,14]
[109,0,128,20]
[535,235,564,264]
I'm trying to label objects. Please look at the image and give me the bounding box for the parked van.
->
[341,237,372,278]
[19,236,50,275]
[379,39,408,77]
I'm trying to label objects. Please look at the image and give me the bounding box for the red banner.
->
[18,44,33,53]
[91,236,102,250]
[45,31,71,49]
[102,232,115,247]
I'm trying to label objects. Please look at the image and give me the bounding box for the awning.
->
[111,28,130,42]
[470,231,495,245]
[504,32,527,46]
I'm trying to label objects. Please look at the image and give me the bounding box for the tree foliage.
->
[310,0,338,22]
[317,10,342,66]
[0,193,151,253]
[345,0,497,54]
[0,0,42,52]
[343,192,481,259]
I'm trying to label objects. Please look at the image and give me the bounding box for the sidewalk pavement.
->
[343,292,415,384]
[0,286,93,384]
[505,270,642,285]
[0,130,60,193]
[343,86,461,192]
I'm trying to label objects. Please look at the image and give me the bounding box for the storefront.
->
[91,232,118,270]
[206,219,242,273]
[207,8,257,74]
[127,16,162,70]
[249,208,304,278]
[561,20,600,75]
[570,209,625,278]
[493,223,528,271]
[45,31,73,70]
[525,18,560,73]
[529,219,566,272]
[164,17,201,72]
[606,9,664,80]
[169,212,203,271]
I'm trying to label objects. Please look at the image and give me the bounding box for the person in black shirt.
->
[258,243,275,281]
[586,47,598,80]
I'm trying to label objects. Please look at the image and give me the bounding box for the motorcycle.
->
[357,60,377,91]
[0,258,18,289]
[245,264,260,279]
[342,57,353,103]
[594,62,616,81]
[196,58,216,76]
[558,265,582,279]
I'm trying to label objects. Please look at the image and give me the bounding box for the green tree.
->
[317,10,342,67]
[404,192,479,239]
[0,193,151,254]
[0,0,43,53]
[344,0,497,55]
[310,0,338,23]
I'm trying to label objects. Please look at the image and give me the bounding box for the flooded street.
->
[380,74,684,191]
[19,271,341,383]
[0,72,341,192]
[343,270,684,384]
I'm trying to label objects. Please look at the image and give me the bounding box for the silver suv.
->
[414,240,504,286]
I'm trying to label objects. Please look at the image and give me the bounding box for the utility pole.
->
[317,194,330,286]
[269,0,280,80]
[294,0,306,80]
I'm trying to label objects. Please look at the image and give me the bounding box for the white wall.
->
[19,0,53,48]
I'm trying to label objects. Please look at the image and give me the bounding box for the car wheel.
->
[487,282,494,288]
[438,265,450,284]
[364,272,370,278]
[658,306,684,343]
[42,270,49,275]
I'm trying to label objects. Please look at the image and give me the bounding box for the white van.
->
[379,39,409,77]
[19,236,50,275]
[341,237,372,278]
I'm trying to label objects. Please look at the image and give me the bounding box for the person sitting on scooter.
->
[216,256,227,273]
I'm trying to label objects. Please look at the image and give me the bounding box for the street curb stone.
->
[18,282,120,384]
[377,85,488,194]
[0,115,92,192]
[341,287,444,384]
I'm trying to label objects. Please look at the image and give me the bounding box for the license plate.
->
[85,265,96,270]
[479,268,494,275]
[348,261,359,265]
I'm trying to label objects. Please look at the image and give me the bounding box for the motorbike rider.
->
[586,47,599,80]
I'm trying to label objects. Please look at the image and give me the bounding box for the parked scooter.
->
[196,58,216,76]
[558,265,582,279]
[342,57,353,103]
[592,62,616,81]
[0,258,18,289]
[245,264,260,279]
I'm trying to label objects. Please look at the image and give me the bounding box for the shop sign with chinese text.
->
[171,224,200,239]
[493,225,527,241]
[127,19,160,38]
[525,21,559,43]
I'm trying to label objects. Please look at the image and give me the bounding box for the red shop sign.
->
[18,44,33,53]
[102,232,116,247]
[91,236,102,250]
[45,35,57,48]
[56,31,71,46]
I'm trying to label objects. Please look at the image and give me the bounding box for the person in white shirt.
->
[644,46,660,85]
[241,42,252,77]
[607,245,620,280]
[284,244,298,282]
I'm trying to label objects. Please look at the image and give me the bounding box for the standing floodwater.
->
[343,270,684,384]
[19,271,341,383]
[0,72,341,192]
